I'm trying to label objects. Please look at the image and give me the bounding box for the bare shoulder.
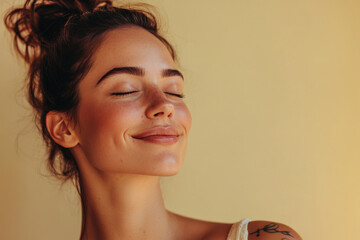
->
[248,220,302,240]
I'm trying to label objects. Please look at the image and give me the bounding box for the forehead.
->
[91,26,176,69]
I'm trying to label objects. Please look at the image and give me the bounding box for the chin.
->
[151,155,184,176]
[81,149,186,176]
[157,167,181,177]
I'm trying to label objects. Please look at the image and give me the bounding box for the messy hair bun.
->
[5,0,113,62]
[4,0,176,189]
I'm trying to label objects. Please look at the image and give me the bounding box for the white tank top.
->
[226,218,251,240]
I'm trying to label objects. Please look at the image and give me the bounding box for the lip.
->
[132,126,180,144]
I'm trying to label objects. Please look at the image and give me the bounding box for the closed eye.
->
[111,91,138,96]
[165,92,185,98]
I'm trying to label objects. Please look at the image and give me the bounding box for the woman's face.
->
[73,26,191,176]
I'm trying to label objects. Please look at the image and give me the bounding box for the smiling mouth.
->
[133,135,179,144]
[132,126,180,144]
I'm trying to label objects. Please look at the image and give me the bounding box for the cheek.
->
[77,99,142,148]
[176,103,192,132]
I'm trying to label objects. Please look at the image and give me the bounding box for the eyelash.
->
[111,91,138,96]
[166,92,185,99]
[111,91,185,98]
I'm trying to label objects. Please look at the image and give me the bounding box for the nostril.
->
[154,112,163,117]
[153,111,172,118]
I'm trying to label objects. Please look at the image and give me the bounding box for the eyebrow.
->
[96,66,184,86]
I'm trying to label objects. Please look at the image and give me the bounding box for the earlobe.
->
[45,111,79,148]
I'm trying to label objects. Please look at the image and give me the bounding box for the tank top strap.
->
[226,218,251,240]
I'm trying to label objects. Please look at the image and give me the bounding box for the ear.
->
[45,111,79,148]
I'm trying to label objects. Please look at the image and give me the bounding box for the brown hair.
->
[4,0,175,193]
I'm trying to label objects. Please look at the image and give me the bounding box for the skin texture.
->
[45,26,302,240]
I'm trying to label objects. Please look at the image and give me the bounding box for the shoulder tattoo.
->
[249,223,294,239]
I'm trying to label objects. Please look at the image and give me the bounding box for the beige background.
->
[1,0,360,239]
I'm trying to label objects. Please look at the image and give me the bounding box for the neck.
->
[79,172,174,240]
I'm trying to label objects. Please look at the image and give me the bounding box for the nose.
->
[145,90,174,119]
